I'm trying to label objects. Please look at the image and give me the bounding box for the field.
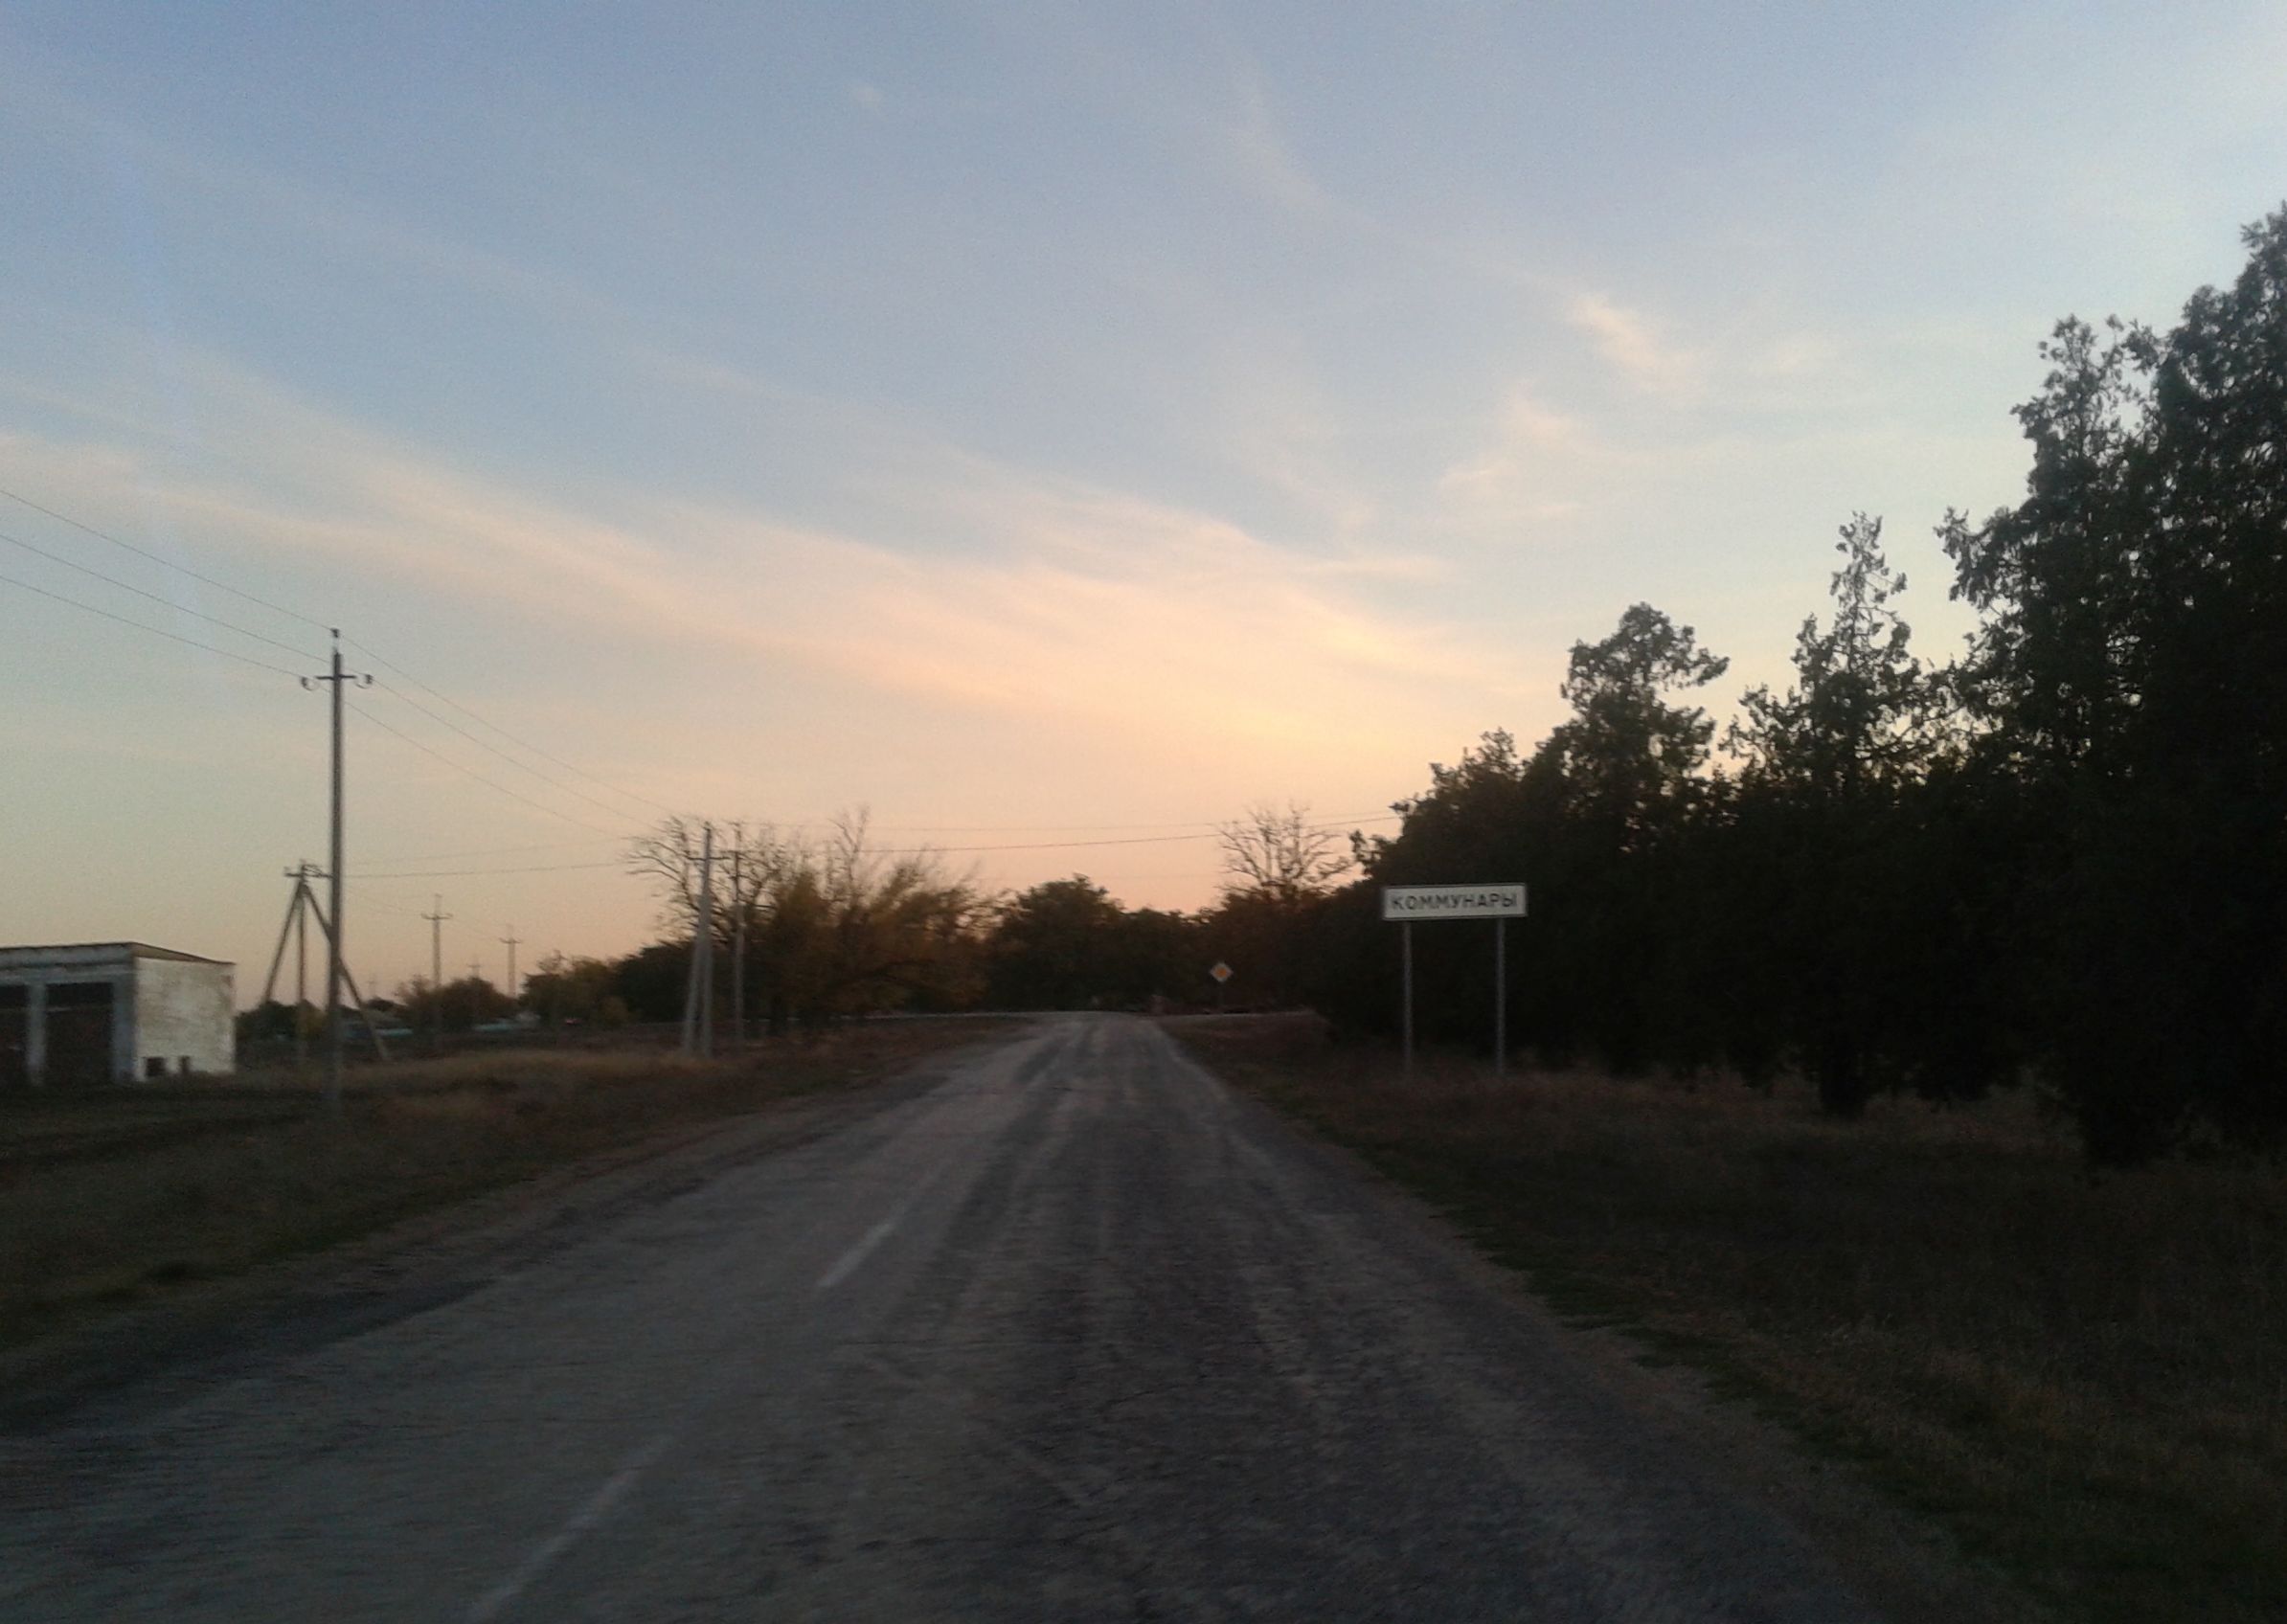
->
[1172,1015,2287,1624]
[0,1020,1007,1349]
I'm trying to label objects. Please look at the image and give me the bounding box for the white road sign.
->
[1209,961,1234,983]
[1381,883,1527,921]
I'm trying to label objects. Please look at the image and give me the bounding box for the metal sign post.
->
[1401,923,1414,1078]
[1381,884,1528,1079]
[1494,917,1506,1078]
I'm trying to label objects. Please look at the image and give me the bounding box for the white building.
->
[0,943,237,1087]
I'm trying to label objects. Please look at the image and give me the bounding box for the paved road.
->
[0,1017,1892,1621]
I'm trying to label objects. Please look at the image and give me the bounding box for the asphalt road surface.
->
[1,1017,1906,1622]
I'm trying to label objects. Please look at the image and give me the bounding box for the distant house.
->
[0,943,236,1087]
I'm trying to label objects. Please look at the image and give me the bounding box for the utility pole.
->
[302,633,370,1113]
[288,861,318,1071]
[260,862,322,1070]
[500,927,522,1013]
[683,822,715,1057]
[699,827,715,1056]
[259,867,389,1068]
[729,843,746,1050]
[422,896,451,1052]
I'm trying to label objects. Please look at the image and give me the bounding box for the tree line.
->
[252,208,2281,1165]
[1316,207,2287,1163]
[328,805,1341,1044]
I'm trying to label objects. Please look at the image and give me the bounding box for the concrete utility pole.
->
[422,897,451,1052]
[259,869,390,1067]
[289,862,318,1071]
[500,927,521,1011]
[683,823,715,1057]
[300,634,371,1113]
[259,862,323,1070]
[729,845,746,1050]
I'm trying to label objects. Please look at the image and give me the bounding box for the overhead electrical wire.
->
[350,857,630,880]
[0,567,306,678]
[0,484,678,825]
[4,486,1413,873]
[900,820,1396,856]
[0,483,334,634]
[351,816,1402,879]
[348,701,631,838]
[339,884,434,918]
[364,836,631,865]
[345,634,680,819]
[369,677,658,825]
[821,810,1398,833]
[0,525,325,664]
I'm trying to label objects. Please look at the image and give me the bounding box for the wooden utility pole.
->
[422,896,451,1051]
[301,632,370,1112]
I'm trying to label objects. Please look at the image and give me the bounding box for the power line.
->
[350,816,1402,878]
[345,635,680,819]
[899,816,1396,855]
[0,484,333,633]
[0,486,675,823]
[347,701,633,838]
[824,810,1397,833]
[366,836,628,865]
[370,677,662,824]
[342,883,433,917]
[353,814,1403,871]
[0,567,306,677]
[0,524,324,664]
[350,858,629,879]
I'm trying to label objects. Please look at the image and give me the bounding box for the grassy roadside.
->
[1170,1015,2287,1624]
[0,1020,1009,1349]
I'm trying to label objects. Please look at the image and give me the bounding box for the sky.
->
[2,2,2282,1004]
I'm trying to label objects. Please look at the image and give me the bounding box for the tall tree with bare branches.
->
[1215,801,1352,905]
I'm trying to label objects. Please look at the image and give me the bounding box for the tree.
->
[1941,316,2156,776]
[1729,517,1946,1115]
[1733,516,1936,801]
[985,876,1135,1009]
[1216,801,1353,904]
[1210,801,1355,1007]
[521,954,622,1026]
[625,811,982,1029]
[396,975,514,1034]
[625,816,787,946]
[1937,206,2287,1160]
[1550,603,1730,844]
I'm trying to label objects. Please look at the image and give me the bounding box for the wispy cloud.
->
[1437,386,1601,512]
[1568,292,1705,399]
[0,334,1539,786]
[0,56,634,335]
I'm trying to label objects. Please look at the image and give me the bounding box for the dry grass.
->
[0,1021,1007,1346]
[1172,1015,2287,1624]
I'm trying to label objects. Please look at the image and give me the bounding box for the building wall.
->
[0,950,135,1085]
[133,957,236,1077]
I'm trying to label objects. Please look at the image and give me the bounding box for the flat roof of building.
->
[0,942,232,968]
